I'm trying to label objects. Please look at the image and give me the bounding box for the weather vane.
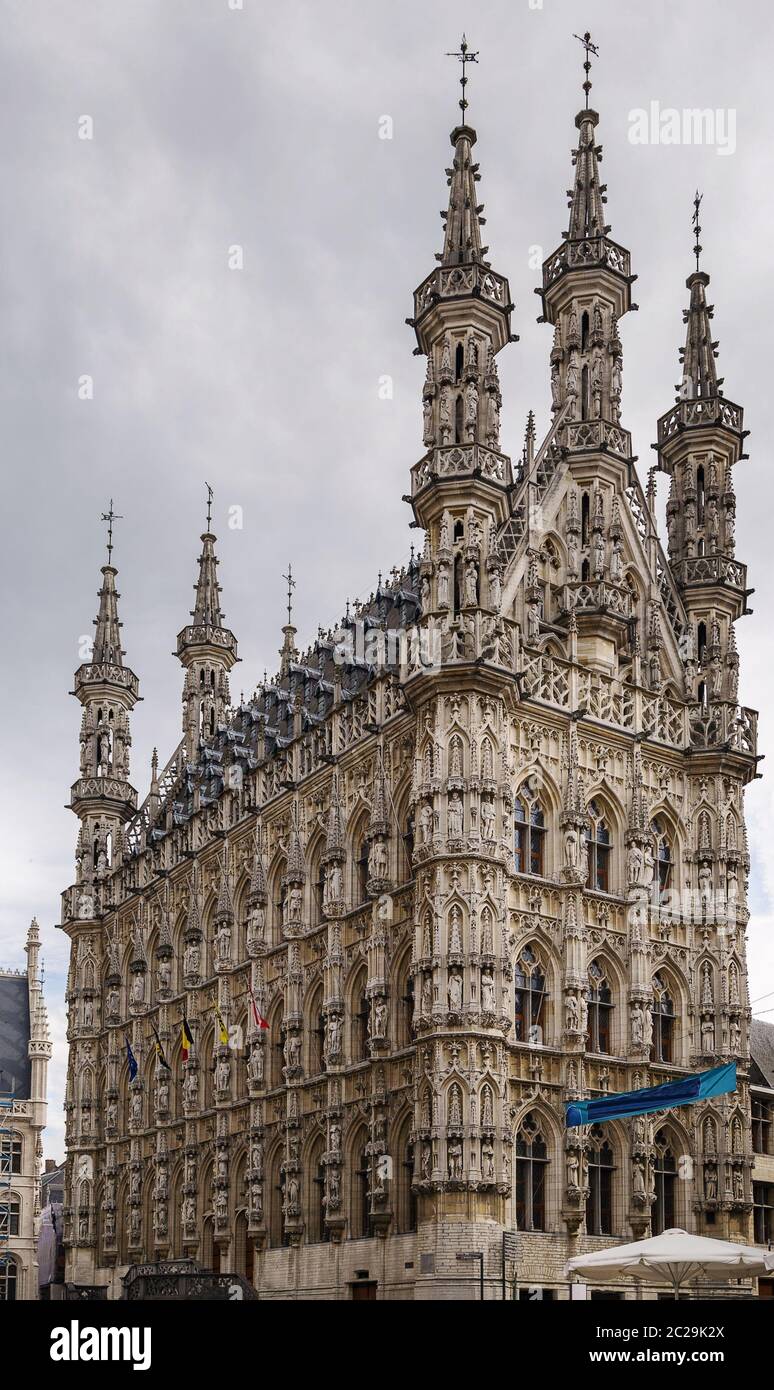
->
[573,30,599,109]
[446,34,479,121]
[204,481,214,531]
[100,499,123,564]
[692,190,703,271]
[282,562,296,627]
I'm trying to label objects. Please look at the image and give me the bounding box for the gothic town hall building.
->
[61,67,760,1299]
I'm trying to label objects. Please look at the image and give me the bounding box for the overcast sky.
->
[1,0,773,1162]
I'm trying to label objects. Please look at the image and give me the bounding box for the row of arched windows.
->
[514,792,674,901]
[515,1113,680,1237]
[514,947,679,1062]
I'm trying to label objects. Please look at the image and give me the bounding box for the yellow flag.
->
[215,1004,229,1046]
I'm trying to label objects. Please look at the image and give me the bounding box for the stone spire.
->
[92,565,125,666]
[407,89,515,621]
[440,124,487,267]
[70,528,140,919]
[538,53,635,456]
[176,497,238,760]
[655,205,749,707]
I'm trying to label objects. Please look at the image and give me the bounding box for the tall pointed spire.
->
[440,125,486,268]
[176,488,238,759]
[538,34,635,458]
[70,519,139,918]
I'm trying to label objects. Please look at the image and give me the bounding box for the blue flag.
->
[125,1032,138,1082]
[565,1062,736,1128]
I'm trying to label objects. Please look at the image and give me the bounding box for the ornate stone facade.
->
[61,67,760,1299]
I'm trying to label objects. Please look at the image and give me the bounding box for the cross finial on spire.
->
[282,563,296,627]
[446,34,478,121]
[573,30,599,109]
[692,190,703,271]
[204,481,214,531]
[100,499,123,564]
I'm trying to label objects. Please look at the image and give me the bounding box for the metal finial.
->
[573,31,599,110]
[282,563,296,627]
[100,499,123,564]
[692,190,703,271]
[446,34,479,121]
[204,481,214,531]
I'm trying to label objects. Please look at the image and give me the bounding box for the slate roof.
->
[750,1018,774,1090]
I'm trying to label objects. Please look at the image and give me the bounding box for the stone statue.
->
[448,1139,463,1180]
[480,798,495,841]
[437,562,450,609]
[368,839,388,880]
[630,1003,644,1048]
[130,973,145,1006]
[184,940,200,977]
[327,1014,342,1057]
[447,793,464,839]
[130,1090,143,1125]
[566,1152,580,1189]
[419,801,434,844]
[157,960,172,993]
[642,1004,653,1050]
[216,1055,230,1091]
[565,993,579,1031]
[701,1015,715,1053]
[372,997,387,1038]
[464,561,478,608]
[632,1158,645,1198]
[329,1121,342,1156]
[704,1164,718,1201]
[248,1044,264,1084]
[447,970,463,1012]
[481,969,496,1014]
[421,1142,431,1180]
[481,1140,495,1180]
[216,920,232,964]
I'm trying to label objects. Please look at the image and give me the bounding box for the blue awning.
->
[565,1062,737,1127]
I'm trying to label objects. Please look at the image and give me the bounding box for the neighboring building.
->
[41,1159,66,1208]
[750,1020,774,1295]
[0,920,52,1300]
[61,53,761,1300]
[39,1160,66,1297]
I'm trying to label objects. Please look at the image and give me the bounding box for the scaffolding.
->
[0,1093,13,1290]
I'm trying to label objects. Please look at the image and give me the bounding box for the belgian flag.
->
[181,1016,194,1062]
[152,1023,171,1071]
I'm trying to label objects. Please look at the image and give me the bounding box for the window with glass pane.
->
[587,961,613,1054]
[0,1259,17,1301]
[515,1115,548,1231]
[652,974,675,1063]
[586,1128,614,1235]
[651,818,673,904]
[514,946,546,1044]
[753,1183,774,1245]
[514,796,545,876]
[0,1134,21,1176]
[753,1098,772,1156]
[585,802,611,892]
[653,1135,676,1234]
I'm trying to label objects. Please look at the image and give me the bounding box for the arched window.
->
[455,342,464,382]
[402,812,415,879]
[307,1141,327,1245]
[313,858,326,925]
[395,955,414,1049]
[308,986,325,1076]
[400,1138,417,1233]
[587,960,613,1055]
[454,394,464,444]
[353,1141,371,1238]
[0,1196,20,1236]
[696,465,705,525]
[513,794,545,876]
[515,1114,548,1231]
[585,800,611,892]
[351,969,369,1063]
[651,819,674,905]
[581,364,590,420]
[586,1127,614,1235]
[267,1151,285,1250]
[697,622,707,664]
[581,310,589,351]
[269,1003,285,1088]
[0,1132,21,1175]
[652,974,675,1063]
[356,839,370,904]
[0,1256,18,1301]
[514,946,546,1044]
[653,1131,677,1234]
[581,492,590,547]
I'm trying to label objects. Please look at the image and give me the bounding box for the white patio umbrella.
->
[565,1228,774,1298]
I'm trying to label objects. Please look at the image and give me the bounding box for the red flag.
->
[249,986,269,1030]
[181,1015,194,1061]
